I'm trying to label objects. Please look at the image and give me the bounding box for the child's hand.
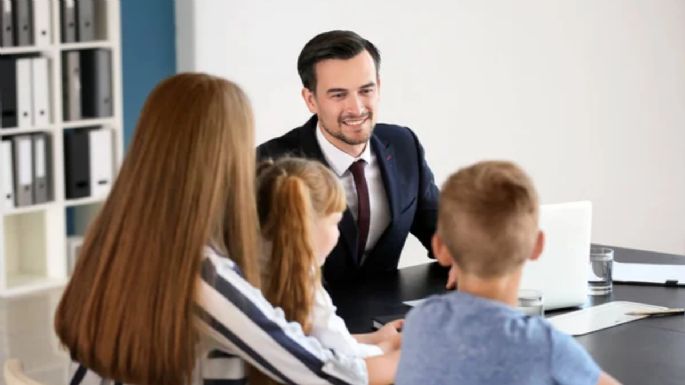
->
[373,319,403,353]
[377,331,402,353]
[376,319,403,339]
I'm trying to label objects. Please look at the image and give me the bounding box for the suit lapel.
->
[371,135,399,225]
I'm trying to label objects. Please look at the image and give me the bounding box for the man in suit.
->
[258,30,452,286]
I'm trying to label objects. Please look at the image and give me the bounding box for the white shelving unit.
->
[0,0,123,297]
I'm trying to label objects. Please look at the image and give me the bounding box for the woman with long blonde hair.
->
[255,158,402,384]
[55,73,397,385]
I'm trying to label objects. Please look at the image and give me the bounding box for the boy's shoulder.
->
[406,291,554,346]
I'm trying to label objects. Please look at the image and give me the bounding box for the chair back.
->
[4,359,45,385]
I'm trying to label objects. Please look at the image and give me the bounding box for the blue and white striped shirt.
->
[68,247,368,385]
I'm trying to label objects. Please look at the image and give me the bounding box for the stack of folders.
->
[64,127,113,200]
[0,132,52,210]
[0,0,51,48]
[0,55,50,129]
[62,49,112,121]
[60,0,101,43]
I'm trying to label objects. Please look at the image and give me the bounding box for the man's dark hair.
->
[297,30,381,92]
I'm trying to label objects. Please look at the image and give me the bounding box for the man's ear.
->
[301,87,318,114]
[530,230,545,262]
[432,233,453,267]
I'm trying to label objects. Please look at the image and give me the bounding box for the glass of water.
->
[589,247,614,295]
[517,289,544,317]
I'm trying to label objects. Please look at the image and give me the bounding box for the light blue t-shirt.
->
[396,291,600,385]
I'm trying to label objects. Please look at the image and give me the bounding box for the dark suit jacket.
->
[257,115,439,283]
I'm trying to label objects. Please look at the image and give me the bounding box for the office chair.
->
[3,359,45,385]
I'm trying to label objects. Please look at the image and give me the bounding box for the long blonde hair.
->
[54,73,260,385]
[256,158,346,331]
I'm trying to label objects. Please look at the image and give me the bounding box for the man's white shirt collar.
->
[316,123,372,177]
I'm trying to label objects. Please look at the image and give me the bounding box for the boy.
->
[396,161,619,385]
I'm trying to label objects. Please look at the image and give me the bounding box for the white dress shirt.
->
[316,126,391,263]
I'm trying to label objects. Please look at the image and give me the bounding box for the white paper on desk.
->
[403,299,426,307]
[613,261,685,285]
[547,301,667,336]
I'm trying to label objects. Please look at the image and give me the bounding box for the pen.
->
[625,308,685,317]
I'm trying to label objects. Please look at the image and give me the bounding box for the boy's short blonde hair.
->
[438,160,539,278]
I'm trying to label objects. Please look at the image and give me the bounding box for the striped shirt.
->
[67,247,368,385]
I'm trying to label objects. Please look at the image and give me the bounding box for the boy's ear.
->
[432,234,453,267]
[530,230,545,261]
[301,87,318,114]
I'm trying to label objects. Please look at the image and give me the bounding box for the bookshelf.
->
[0,0,123,297]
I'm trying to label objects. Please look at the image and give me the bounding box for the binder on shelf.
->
[15,57,32,128]
[31,0,49,46]
[75,0,93,42]
[0,139,14,210]
[64,128,90,199]
[62,50,81,121]
[11,134,32,206]
[30,56,49,126]
[0,57,17,128]
[0,0,13,47]
[80,49,111,118]
[11,0,31,46]
[88,128,111,197]
[31,132,49,203]
[60,0,75,43]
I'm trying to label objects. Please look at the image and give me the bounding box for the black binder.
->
[81,49,112,118]
[64,128,91,199]
[11,0,31,46]
[75,0,94,41]
[0,0,13,47]
[0,57,17,128]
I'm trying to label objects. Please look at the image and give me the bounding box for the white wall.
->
[176,0,685,266]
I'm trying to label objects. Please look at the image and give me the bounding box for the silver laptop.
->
[520,201,592,310]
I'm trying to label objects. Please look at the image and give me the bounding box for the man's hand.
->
[445,264,458,290]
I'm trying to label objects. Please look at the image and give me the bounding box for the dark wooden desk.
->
[328,245,685,385]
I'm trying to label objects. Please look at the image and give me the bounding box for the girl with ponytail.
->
[256,158,403,377]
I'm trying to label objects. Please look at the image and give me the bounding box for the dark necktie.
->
[349,159,370,264]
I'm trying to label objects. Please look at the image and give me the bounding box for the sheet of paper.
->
[613,261,685,285]
[547,301,667,336]
[403,299,426,307]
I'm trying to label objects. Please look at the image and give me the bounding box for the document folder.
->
[32,0,50,46]
[0,0,13,47]
[64,128,90,199]
[60,0,76,43]
[12,0,31,46]
[75,0,94,41]
[15,57,32,128]
[80,49,111,117]
[548,301,671,336]
[88,128,111,197]
[12,134,32,206]
[0,139,14,210]
[614,261,685,287]
[62,51,81,121]
[31,56,49,126]
[31,132,49,203]
[0,57,17,128]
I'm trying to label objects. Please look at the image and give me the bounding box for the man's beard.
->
[321,112,374,146]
